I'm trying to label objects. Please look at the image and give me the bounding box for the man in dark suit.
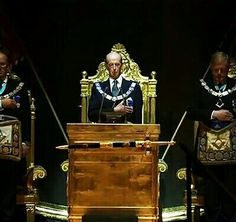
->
[188,52,236,128]
[88,51,143,123]
[187,51,236,222]
[0,46,30,222]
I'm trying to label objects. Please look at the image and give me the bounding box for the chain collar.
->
[200,79,236,98]
[0,82,24,99]
[95,82,136,102]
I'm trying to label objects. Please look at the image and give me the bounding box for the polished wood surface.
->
[67,123,160,143]
[67,123,160,222]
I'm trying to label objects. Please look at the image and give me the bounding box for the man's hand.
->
[114,100,133,114]
[2,98,17,109]
[213,109,233,121]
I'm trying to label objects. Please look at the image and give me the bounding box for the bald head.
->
[106,51,122,64]
[105,51,123,79]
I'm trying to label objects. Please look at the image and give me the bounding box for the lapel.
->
[100,80,111,95]
[121,78,130,93]
[1,78,12,95]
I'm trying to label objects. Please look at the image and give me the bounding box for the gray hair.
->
[105,51,122,64]
[210,51,229,66]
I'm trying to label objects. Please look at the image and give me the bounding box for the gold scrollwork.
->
[176,168,187,180]
[33,165,47,180]
[158,159,168,173]
[60,159,69,172]
[228,60,236,78]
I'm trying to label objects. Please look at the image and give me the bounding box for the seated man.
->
[88,51,143,123]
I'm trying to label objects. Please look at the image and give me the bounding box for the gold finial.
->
[111,43,126,53]
[151,71,157,79]
[81,71,88,79]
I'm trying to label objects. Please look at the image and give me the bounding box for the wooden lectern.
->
[67,123,161,222]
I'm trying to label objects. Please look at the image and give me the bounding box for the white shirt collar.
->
[109,75,123,90]
[1,76,8,85]
[3,77,8,84]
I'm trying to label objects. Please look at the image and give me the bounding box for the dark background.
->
[1,0,236,210]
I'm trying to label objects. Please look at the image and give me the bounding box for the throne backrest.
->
[80,43,157,123]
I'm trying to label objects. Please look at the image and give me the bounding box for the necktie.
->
[215,84,226,92]
[112,80,119,96]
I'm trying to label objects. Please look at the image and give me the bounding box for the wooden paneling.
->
[67,124,160,222]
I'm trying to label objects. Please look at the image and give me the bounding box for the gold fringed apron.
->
[197,121,236,165]
[0,115,22,161]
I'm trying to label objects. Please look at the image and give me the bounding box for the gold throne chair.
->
[80,43,157,124]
